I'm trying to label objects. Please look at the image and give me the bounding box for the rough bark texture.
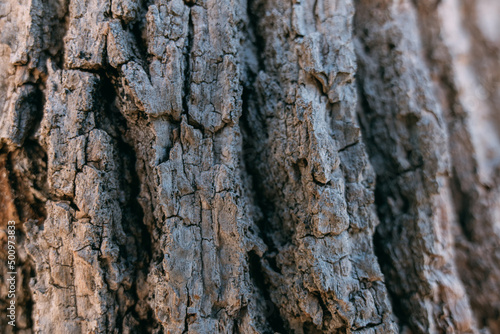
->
[0,0,499,333]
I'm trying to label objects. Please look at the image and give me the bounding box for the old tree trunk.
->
[1,0,500,332]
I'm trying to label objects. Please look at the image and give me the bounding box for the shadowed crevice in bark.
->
[98,73,157,331]
[0,147,44,332]
[240,87,292,252]
[182,9,200,133]
[239,4,294,329]
[356,83,407,328]
[246,0,266,73]
[240,86,290,332]
[3,145,48,225]
[239,3,296,331]
[0,70,49,334]
[48,0,70,70]
[182,10,192,118]
[126,0,152,72]
[247,250,287,334]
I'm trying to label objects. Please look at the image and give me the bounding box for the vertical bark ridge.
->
[108,0,272,332]
[354,0,478,333]
[1,0,69,332]
[10,0,157,331]
[241,0,397,332]
[410,0,500,331]
[25,63,152,332]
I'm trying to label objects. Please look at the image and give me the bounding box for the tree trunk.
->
[1,0,499,333]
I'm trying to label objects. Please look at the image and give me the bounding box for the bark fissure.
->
[182,8,193,128]
[241,84,289,332]
[247,250,287,334]
[100,72,157,331]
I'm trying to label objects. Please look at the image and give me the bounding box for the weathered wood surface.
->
[0,0,499,333]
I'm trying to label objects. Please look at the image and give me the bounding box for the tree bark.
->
[1,0,499,333]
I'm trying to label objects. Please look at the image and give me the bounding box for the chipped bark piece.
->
[64,0,110,70]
